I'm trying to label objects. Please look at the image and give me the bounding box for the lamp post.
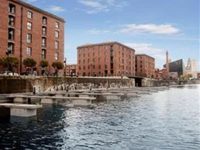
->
[5,48,11,74]
[64,57,66,76]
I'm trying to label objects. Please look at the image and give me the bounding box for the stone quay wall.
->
[0,76,134,94]
[0,76,32,94]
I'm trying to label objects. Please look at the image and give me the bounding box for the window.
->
[41,49,46,59]
[26,47,32,56]
[27,11,33,19]
[55,52,59,60]
[55,31,59,38]
[55,41,59,49]
[42,27,47,36]
[8,43,14,54]
[27,34,32,43]
[8,28,14,40]
[55,22,59,29]
[8,16,15,26]
[27,22,32,30]
[42,17,47,25]
[42,37,46,47]
[9,4,15,14]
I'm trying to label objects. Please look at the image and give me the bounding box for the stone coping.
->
[6,95,96,100]
[0,103,42,109]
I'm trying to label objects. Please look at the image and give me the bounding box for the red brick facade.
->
[197,73,200,79]
[135,54,155,78]
[77,42,135,77]
[66,64,77,76]
[0,0,65,74]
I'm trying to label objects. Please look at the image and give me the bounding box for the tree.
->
[1,57,19,73]
[40,60,49,68]
[23,58,37,74]
[23,58,37,68]
[40,60,49,75]
[52,61,64,76]
[0,58,3,67]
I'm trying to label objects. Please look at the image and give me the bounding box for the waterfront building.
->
[77,42,135,77]
[154,68,162,80]
[197,73,200,79]
[168,59,184,77]
[184,58,198,78]
[0,0,65,74]
[135,54,155,78]
[66,64,77,76]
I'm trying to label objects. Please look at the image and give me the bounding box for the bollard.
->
[33,87,36,95]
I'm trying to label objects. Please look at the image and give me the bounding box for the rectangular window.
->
[42,27,47,36]
[26,47,32,56]
[41,49,46,59]
[42,37,46,47]
[55,41,59,49]
[55,22,59,29]
[27,34,32,43]
[8,28,14,40]
[55,31,59,38]
[8,43,14,54]
[27,11,33,19]
[42,17,47,25]
[27,22,32,30]
[55,52,59,60]
[8,16,15,26]
[9,4,15,14]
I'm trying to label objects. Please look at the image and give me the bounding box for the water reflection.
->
[0,85,200,149]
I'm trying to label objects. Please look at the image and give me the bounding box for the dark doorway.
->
[135,78,142,87]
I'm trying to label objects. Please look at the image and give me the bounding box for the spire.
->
[166,51,169,78]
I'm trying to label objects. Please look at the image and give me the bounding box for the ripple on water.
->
[0,85,200,149]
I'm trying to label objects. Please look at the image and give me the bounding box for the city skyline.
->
[24,0,199,70]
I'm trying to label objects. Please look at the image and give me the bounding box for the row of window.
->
[7,3,60,61]
[9,3,60,28]
[25,48,59,60]
[26,22,59,38]
[79,52,134,58]
[26,34,59,49]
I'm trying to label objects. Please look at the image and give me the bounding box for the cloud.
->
[23,0,39,3]
[49,6,65,12]
[125,43,166,67]
[88,29,110,34]
[78,0,127,14]
[120,24,180,35]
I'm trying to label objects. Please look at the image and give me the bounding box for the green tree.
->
[40,60,49,75]
[52,61,64,76]
[40,60,49,68]
[0,58,3,67]
[23,58,37,74]
[1,57,19,73]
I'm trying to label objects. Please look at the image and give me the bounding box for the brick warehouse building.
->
[135,54,155,78]
[66,64,77,76]
[77,42,135,77]
[0,0,65,74]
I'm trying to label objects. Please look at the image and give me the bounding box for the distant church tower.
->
[166,51,169,77]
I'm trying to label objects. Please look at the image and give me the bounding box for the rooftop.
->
[77,41,135,52]
[135,54,155,60]
[10,0,65,22]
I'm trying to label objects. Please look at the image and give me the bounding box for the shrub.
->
[40,60,49,68]
[23,58,37,68]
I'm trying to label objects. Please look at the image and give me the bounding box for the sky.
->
[24,0,199,70]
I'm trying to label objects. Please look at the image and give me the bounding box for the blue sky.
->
[25,0,199,70]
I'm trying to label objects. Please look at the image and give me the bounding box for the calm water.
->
[0,85,200,150]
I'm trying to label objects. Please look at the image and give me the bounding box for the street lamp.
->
[5,48,12,74]
[64,57,67,76]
